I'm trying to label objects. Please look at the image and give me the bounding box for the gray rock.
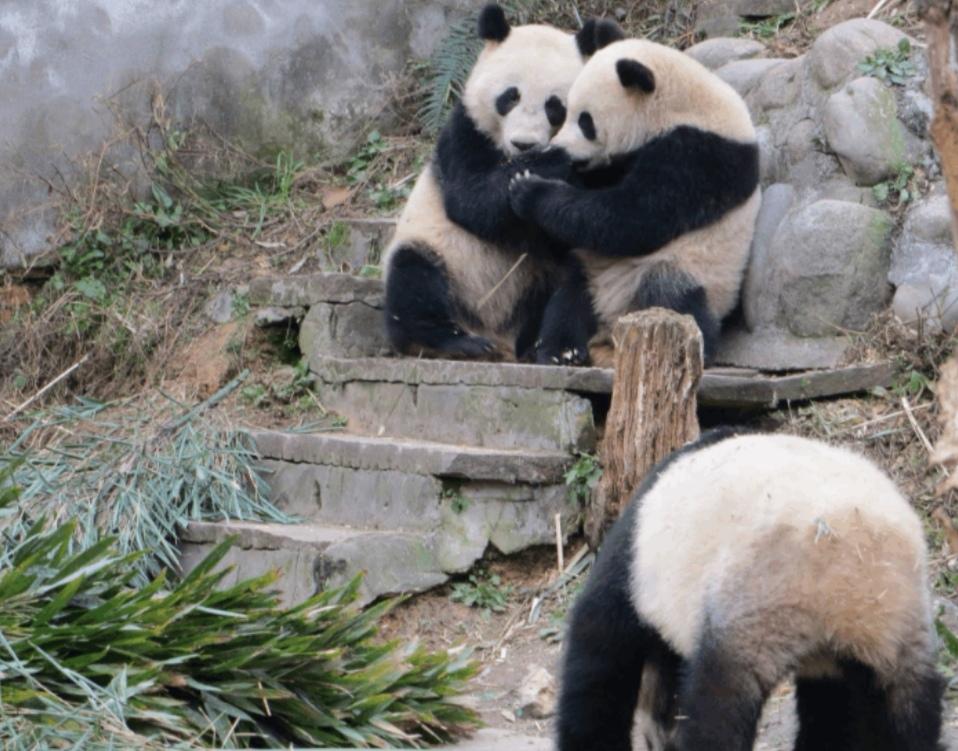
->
[752,58,802,111]
[756,125,781,184]
[807,19,909,90]
[715,327,851,371]
[299,300,390,359]
[516,666,557,720]
[744,183,797,331]
[823,76,917,185]
[901,87,934,138]
[322,218,396,273]
[716,58,786,97]
[685,37,766,70]
[204,290,236,324]
[890,194,958,331]
[816,177,878,206]
[317,380,596,452]
[253,306,306,327]
[695,0,795,37]
[770,200,894,336]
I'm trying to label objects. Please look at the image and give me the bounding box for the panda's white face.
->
[552,39,757,169]
[462,25,583,158]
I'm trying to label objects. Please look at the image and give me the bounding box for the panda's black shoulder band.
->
[478,4,510,42]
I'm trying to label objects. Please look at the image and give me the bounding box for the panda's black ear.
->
[478,4,510,43]
[594,19,626,50]
[576,19,599,56]
[616,59,656,93]
[576,18,625,57]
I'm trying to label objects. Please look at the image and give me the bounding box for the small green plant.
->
[739,12,795,39]
[935,615,958,685]
[347,131,389,184]
[232,291,251,318]
[873,164,917,207]
[450,570,512,614]
[565,452,603,503]
[241,383,270,407]
[892,367,932,399]
[442,483,470,514]
[858,39,916,85]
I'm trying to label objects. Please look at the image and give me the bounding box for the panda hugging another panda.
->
[508,19,761,366]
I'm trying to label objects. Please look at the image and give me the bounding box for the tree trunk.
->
[585,309,703,548]
[919,0,958,248]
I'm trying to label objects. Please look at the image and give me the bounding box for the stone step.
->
[179,520,445,606]
[312,357,601,452]
[251,430,570,484]
[312,355,897,410]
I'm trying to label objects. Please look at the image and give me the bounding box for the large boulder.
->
[716,58,787,98]
[807,19,910,90]
[685,37,766,70]
[890,193,958,331]
[747,199,894,337]
[823,77,918,185]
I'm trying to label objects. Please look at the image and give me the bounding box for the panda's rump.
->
[631,435,929,674]
[581,188,760,328]
[386,165,552,337]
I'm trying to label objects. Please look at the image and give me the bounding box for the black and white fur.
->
[382,5,582,360]
[509,22,761,365]
[558,429,944,751]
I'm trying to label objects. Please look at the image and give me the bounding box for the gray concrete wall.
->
[0,0,478,268]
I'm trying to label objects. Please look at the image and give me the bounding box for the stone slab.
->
[251,430,571,484]
[715,328,851,371]
[311,355,615,394]
[300,300,391,359]
[249,273,384,307]
[697,362,896,408]
[180,520,446,606]
[317,379,596,452]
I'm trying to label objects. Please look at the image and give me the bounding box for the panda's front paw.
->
[534,340,590,367]
[508,170,559,220]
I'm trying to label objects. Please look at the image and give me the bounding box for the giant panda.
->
[508,22,761,365]
[382,5,584,360]
[558,429,944,751]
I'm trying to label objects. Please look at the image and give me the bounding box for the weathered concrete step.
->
[180,520,445,607]
[259,457,576,571]
[312,355,612,393]
[313,355,895,409]
[251,430,570,484]
[313,357,597,452]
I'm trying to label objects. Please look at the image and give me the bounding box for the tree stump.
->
[919,0,958,248]
[585,309,703,548]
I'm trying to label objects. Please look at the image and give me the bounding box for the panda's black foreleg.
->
[558,503,656,751]
[384,244,495,358]
[534,257,597,366]
[632,262,720,363]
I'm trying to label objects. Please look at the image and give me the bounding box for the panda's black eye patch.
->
[578,111,597,141]
[496,87,521,116]
[545,95,566,128]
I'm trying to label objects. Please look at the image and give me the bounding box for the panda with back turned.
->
[509,21,761,365]
[558,429,944,751]
[382,5,583,360]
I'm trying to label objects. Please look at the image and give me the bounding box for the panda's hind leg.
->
[384,244,495,358]
[533,256,598,365]
[834,659,945,751]
[632,262,720,362]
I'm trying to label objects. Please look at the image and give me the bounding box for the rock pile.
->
[687,19,956,368]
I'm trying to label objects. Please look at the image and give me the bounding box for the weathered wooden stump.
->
[585,309,703,547]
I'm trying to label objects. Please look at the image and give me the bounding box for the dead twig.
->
[3,355,90,423]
